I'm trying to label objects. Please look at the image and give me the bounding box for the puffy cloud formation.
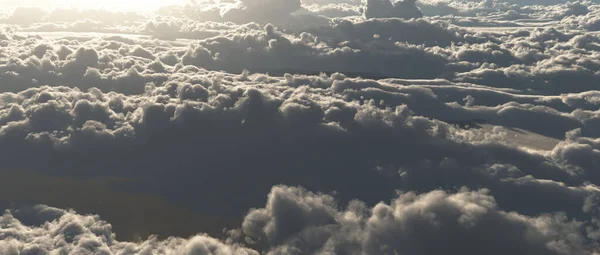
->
[2,185,600,254]
[6,18,600,94]
[1,0,600,254]
[220,0,303,23]
[241,186,600,255]
[363,0,424,19]
[0,205,258,255]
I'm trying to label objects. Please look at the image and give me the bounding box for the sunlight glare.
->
[0,0,192,11]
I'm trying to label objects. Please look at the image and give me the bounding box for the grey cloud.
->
[363,0,423,19]
[417,1,459,16]
[8,16,600,96]
[3,186,598,255]
[551,129,600,181]
[0,70,597,232]
[218,0,303,23]
[241,185,597,255]
[177,23,449,78]
[1,1,600,254]
[0,204,258,255]
[2,25,600,225]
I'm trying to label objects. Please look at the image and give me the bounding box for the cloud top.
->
[363,0,423,19]
[2,1,600,255]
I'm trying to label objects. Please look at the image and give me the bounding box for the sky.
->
[0,0,191,11]
[1,0,600,254]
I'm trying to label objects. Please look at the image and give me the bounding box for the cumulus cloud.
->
[2,186,599,254]
[241,185,598,255]
[0,204,258,255]
[215,0,303,23]
[1,0,600,254]
[363,0,424,19]
[0,62,598,239]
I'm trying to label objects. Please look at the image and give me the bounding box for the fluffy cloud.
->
[0,64,598,235]
[0,204,258,255]
[199,0,305,23]
[1,16,600,215]
[241,185,598,255]
[2,186,599,254]
[1,0,600,254]
[363,0,423,19]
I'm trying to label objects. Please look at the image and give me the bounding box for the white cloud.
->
[2,186,599,254]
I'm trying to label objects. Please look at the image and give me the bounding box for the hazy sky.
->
[0,0,192,11]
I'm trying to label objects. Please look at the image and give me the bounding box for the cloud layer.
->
[2,185,600,254]
[1,0,600,254]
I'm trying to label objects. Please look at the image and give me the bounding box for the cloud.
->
[218,0,303,23]
[178,22,448,78]
[1,1,600,254]
[8,14,600,95]
[0,204,259,255]
[303,3,361,18]
[2,19,600,222]
[3,7,47,24]
[241,185,597,255]
[363,0,424,19]
[1,7,144,27]
[2,186,599,254]
[0,69,597,230]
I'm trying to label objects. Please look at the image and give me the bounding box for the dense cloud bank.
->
[0,55,600,253]
[2,0,600,254]
[2,185,600,254]
[4,17,600,95]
